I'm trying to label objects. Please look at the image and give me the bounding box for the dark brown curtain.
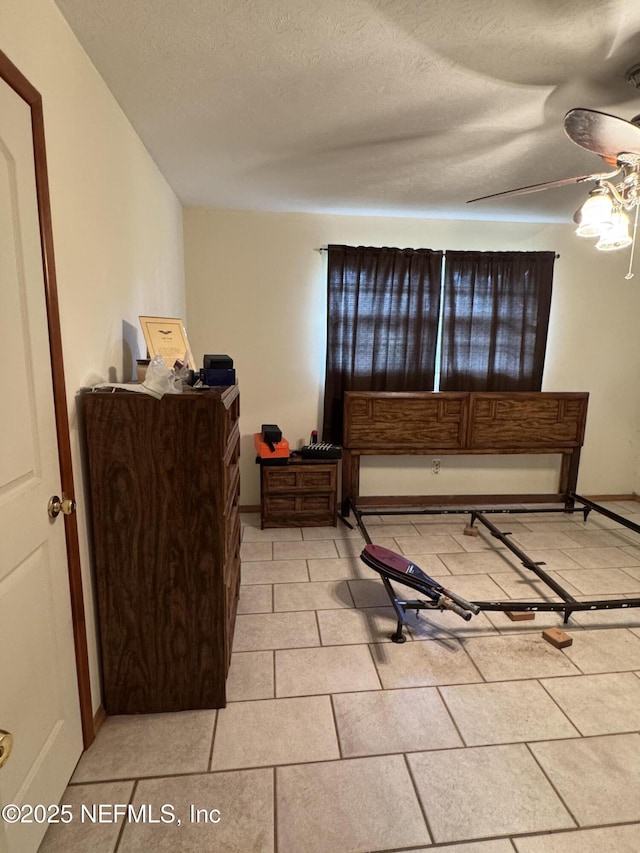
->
[439,250,554,391]
[322,244,443,443]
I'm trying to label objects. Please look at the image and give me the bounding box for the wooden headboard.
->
[341,391,588,511]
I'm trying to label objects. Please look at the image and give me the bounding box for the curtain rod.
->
[317,247,560,257]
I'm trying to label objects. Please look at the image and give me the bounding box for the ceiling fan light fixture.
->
[595,210,632,251]
[575,188,614,238]
[625,64,640,89]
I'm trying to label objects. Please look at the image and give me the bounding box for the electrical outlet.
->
[432,458,441,474]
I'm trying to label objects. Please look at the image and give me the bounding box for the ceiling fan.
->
[468,108,640,279]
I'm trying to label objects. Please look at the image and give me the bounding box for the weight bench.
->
[360,543,480,643]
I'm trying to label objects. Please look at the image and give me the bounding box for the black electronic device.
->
[300,442,342,460]
[203,354,233,370]
[201,368,236,386]
[261,424,282,445]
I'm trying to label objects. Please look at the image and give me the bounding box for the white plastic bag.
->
[142,355,183,399]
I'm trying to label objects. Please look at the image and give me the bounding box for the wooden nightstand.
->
[260,456,339,528]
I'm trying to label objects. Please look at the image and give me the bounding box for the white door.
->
[0,76,83,852]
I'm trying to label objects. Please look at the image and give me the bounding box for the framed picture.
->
[139,316,195,369]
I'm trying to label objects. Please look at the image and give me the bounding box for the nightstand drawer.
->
[260,459,339,528]
[263,464,337,492]
[265,493,335,513]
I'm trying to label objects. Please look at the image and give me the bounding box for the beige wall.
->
[2,0,186,712]
[184,208,640,506]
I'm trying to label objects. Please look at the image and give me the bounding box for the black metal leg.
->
[382,576,408,642]
[391,619,406,643]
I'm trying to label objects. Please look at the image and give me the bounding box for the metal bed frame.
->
[345,493,640,643]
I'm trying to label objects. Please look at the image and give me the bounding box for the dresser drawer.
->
[225,461,240,518]
[225,504,240,567]
[224,553,240,671]
[224,421,240,466]
[220,385,240,444]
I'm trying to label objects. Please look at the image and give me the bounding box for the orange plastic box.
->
[254,432,290,461]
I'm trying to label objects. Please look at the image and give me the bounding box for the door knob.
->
[0,730,13,769]
[48,494,76,519]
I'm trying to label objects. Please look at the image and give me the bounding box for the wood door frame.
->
[0,49,94,749]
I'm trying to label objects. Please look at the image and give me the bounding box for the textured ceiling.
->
[54,0,640,222]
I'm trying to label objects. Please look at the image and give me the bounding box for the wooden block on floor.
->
[463,525,479,537]
[505,610,535,621]
[542,627,573,649]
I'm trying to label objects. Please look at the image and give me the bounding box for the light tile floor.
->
[41,501,640,852]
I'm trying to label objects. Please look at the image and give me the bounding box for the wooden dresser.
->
[82,385,240,714]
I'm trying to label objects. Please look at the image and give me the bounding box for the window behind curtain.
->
[322,245,444,443]
[439,250,554,392]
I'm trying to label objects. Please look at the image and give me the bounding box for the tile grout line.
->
[272,765,278,853]
[207,708,220,772]
[364,640,386,692]
[435,685,469,748]
[523,739,581,830]
[112,777,138,852]
[69,728,640,788]
[401,752,435,846]
[272,645,279,699]
[454,634,489,684]
[328,693,345,760]
[313,607,323,647]
[508,820,640,848]
[535,675,589,737]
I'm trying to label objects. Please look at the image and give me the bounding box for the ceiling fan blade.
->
[467,173,599,204]
[564,108,640,159]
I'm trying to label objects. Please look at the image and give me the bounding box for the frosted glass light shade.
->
[575,191,614,238]
[595,210,632,251]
